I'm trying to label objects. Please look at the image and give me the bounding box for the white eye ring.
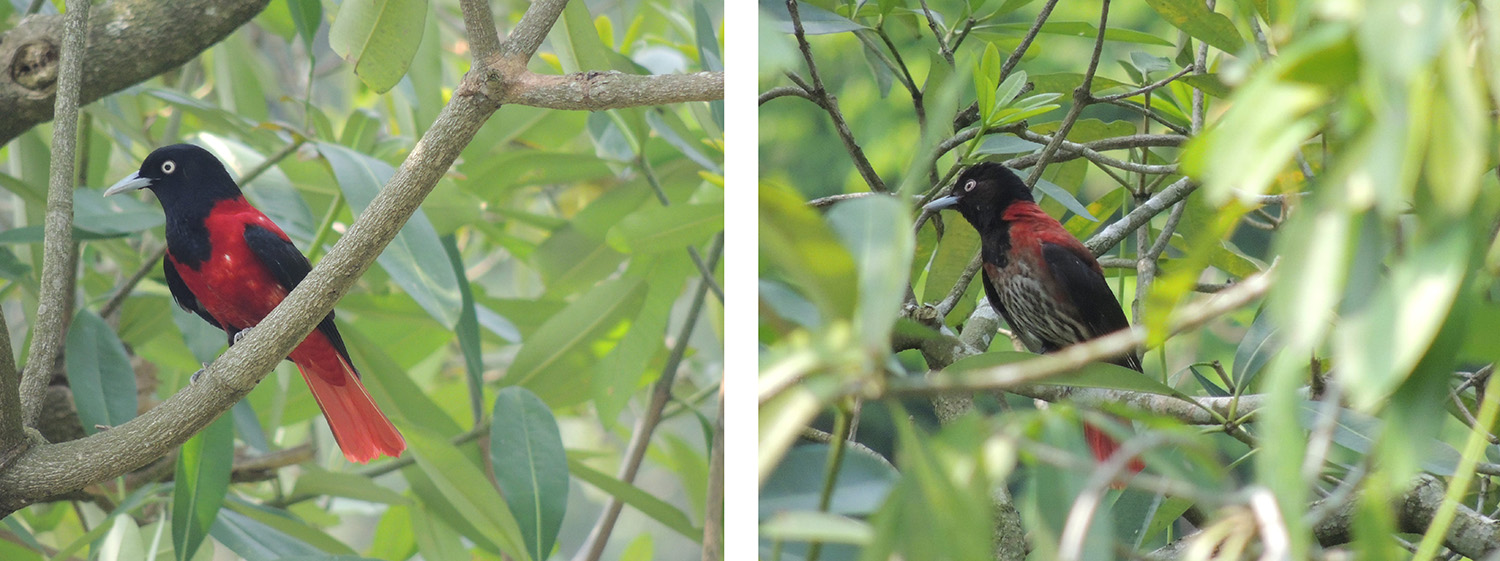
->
[963,179,976,192]
[161,160,176,174]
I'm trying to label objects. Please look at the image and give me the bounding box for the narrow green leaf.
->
[287,0,323,53]
[173,414,234,561]
[1232,309,1281,388]
[490,387,570,561]
[761,512,874,545]
[827,196,914,350]
[405,426,534,560]
[760,0,865,35]
[209,509,324,561]
[1144,0,1246,53]
[290,469,410,505]
[1033,177,1098,222]
[502,277,648,405]
[65,309,139,434]
[327,0,427,92]
[316,142,462,328]
[441,235,484,426]
[606,203,723,254]
[567,456,701,540]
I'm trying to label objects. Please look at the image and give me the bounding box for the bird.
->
[925,162,1143,474]
[106,144,405,463]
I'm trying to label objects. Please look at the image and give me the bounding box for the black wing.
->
[1040,242,1142,371]
[164,257,222,331]
[243,224,355,366]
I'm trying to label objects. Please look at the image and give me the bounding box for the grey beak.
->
[923,195,960,212]
[103,172,152,197]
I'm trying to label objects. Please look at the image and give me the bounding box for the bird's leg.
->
[232,327,251,345]
[191,362,209,383]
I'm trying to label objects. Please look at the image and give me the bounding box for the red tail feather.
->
[1084,422,1144,488]
[291,334,405,463]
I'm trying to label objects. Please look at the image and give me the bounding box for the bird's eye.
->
[161,160,177,174]
[963,179,976,192]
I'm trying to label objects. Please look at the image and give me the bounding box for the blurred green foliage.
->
[760,0,1500,558]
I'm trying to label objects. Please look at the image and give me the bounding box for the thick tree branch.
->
[1150,475,1500,560]
[893,266,1272,395]
[504,71,723,110]
[0,0,270,145]
[460,0,503,65]
[19,0,89,429]
[0,315,24,468]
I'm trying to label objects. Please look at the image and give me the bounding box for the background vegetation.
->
[0,0,724,560]
[759,0,1500,559]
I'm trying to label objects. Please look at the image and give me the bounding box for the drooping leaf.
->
[316,142,462,328]
[173,414,234,561]
[489,387,570,561]
[328,0,427,92]
[65,309,139,434]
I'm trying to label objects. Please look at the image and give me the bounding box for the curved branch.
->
[0,0,270,145]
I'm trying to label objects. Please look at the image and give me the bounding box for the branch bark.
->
[19,0,89,430]
[0,0,270,145]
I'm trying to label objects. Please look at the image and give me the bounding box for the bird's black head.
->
[104,144,243,211]
[923,162,1033,232]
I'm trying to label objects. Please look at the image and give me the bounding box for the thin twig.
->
[786,0,887,192]
[702,394,724,561]
[1093,66,1195,103]
[759,86,815,105]
[1024,0,1111,187]
[574,235,723,561]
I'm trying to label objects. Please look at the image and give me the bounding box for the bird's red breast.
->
[167,197,290,330]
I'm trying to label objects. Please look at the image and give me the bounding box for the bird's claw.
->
[232,328,250,345]
[191,363,208,384]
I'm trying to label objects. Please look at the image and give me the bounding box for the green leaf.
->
[65,309,139,434]
[533,225,629,297]
[405,426,533,560]
[441,235,484,426]
[567,455,701,540]
[760,183,857,323]
[1296,401,1463,476]
[490,387,570,561]
[502,277,648,405]
[327,0,427,93]
[975,42,1001,123]
[606,203,723,254]
[760,444,897,517]
[287,0,323,54]
[316,142,462,328]
[290,468,410,505]
[210,509,325,561]
[760,512,874,545]
[1232,308,1281,388]
[1033,177,1098,221]
[827,196,914,350]
[760,0,865,35]
[173,414,234,561]
[1144,0,1246,53]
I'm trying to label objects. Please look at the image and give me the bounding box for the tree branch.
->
[0,0,270,145]
[893,266,1272,395]
[19,0,89,430]
[503,71,723,110]
[0,314,25,469]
